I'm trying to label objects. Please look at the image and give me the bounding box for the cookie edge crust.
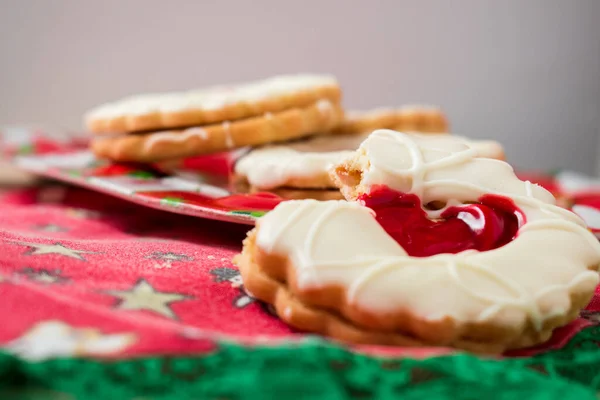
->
[91,101,344,162]
[234,229,596,353]
[87,83,341,134]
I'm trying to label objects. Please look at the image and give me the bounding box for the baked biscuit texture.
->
[91,100,343,162]
[334,105,449,135]
[235,229,595,354]
[86,74,341,133]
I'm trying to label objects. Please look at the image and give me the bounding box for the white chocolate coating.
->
[85,74,338,121]
[235,131,504,190]
[255,130,600,331]
[235,133,368,189]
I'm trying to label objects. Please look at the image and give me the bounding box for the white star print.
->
[146,252,192,263]
[588,314,600,323]
[146,252,192,269]
[32,272,62,283]
[33,224,68,233]
[150,261,172,270]
[11,241,98,261]
[20,268,67,284]
[5,320,136,361]
[105,279,191,319]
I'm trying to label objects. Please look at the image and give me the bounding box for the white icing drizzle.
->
[316,99,333,116]
[304,202,346,257]
[85,74,338,121]
[255,130,600,332]
[260,200,318,253]
[223,121,234,148]
[347,258,404,301]
[234,133,369,189]
[144,127,208,151]
[525,180,534,197]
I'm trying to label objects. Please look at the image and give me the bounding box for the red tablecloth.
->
[0,181,598,361]
[0,176,599,399]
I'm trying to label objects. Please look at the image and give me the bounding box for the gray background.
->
[1,0,599,175]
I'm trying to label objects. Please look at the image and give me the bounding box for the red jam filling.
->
[358,186,525,257]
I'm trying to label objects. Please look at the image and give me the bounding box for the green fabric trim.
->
[230,210,267,218]
[17,145,34,155]
[0,325,599,400]
[160,197,184,207]
[128,171,155,179]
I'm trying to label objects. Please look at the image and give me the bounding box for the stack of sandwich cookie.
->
[86,75,343,162]
[86,74,468,200]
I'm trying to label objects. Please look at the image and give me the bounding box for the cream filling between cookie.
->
[235,133,368,189]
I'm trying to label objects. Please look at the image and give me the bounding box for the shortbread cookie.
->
[234,178,344,201]
[268,188,344,201]
[85,74,341,133]
[233,172,344,200]
[334,105,449,134]
[91,101,343,162]
[234,130,600,352]
[233,132,504,192]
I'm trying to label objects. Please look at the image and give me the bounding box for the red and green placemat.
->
[1,325,600,400]
[0,184,599,400]
[0,127,600,399]
[2,126,280,225]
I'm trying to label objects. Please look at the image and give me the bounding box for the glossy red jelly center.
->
[359,186,525,257]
